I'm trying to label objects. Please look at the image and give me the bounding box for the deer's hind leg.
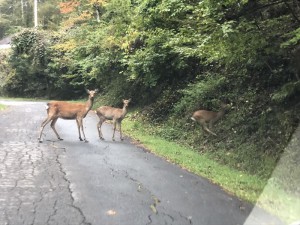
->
[118,121,123,141]
[50,118,63,140]
[76,118,82,141]
[202,121,217,136]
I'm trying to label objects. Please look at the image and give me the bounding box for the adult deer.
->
[191,102,229,136]
[95,99,131,141]
[38,89,98,143]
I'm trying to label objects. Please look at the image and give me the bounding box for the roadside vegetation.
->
[0,0,300,223]
[0,104,6,110]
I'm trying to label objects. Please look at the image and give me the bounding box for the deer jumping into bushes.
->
[191,102,229,136]
[95,99,131,141]
[38,89,98,143]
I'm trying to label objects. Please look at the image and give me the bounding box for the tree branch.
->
[284,0,300,23]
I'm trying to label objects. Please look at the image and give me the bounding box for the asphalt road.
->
[0,36,11,49]
[0,100,284,225]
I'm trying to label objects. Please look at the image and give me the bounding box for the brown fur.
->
[191,103,228,136]
[95,99,131,141]
[38,89,98,142]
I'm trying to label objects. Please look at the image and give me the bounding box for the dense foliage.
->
[1,0,300,179]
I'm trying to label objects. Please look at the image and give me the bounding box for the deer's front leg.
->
[81,122,88,143]
[97,121,102,139]
[79,118,88,142]
[97,117,105,140]
[76,118,84,141]
[112,120,117,141]
[118,121,123,141]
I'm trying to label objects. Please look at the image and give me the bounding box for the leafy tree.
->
[5,29,49,96]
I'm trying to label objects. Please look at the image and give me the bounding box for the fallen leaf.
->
[150,204,157,214]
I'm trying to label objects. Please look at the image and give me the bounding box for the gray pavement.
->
[0,36,11,49]
[0,100,285,225]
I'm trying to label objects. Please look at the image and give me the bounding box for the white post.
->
[34,0,38,27]
[21,0,24,24]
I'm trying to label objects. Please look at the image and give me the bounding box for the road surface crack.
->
[54,144,92,225]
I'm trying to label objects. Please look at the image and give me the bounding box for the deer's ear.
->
[94,89,99,93]
[85,88,90,93]
[128,98,131,102]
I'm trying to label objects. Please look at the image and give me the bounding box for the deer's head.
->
[123,99,131,107]
[86,89,98,99]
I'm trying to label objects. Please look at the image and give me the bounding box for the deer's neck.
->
[85,97,94,112]
[121,105,128,118]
